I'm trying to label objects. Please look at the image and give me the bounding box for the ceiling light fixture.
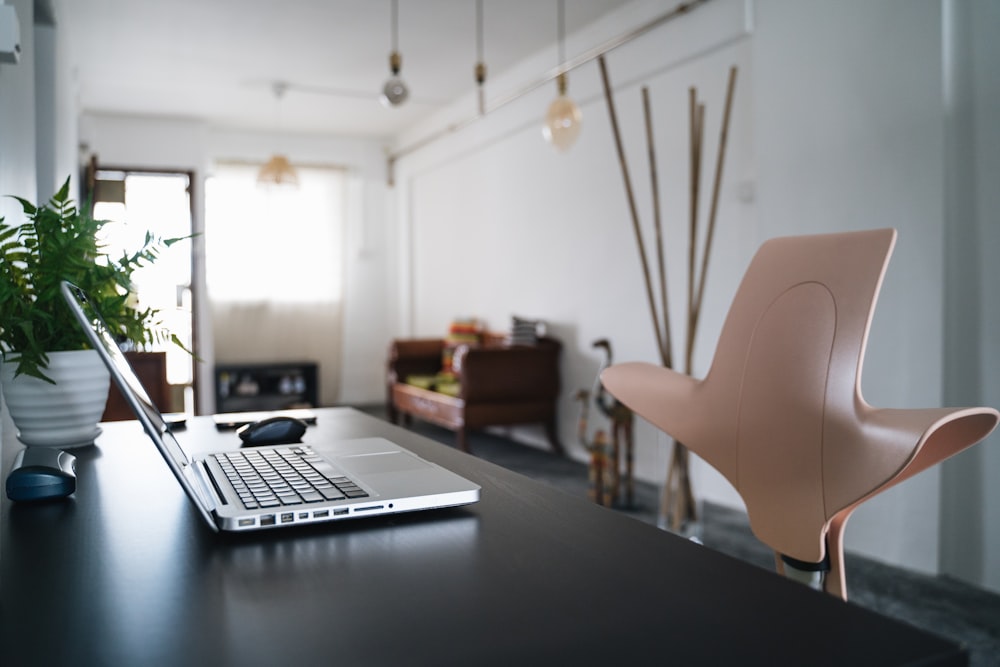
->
[474,0,486,116]
[542,0,582,151]
[258,82,299,187]
[380,0,409,108]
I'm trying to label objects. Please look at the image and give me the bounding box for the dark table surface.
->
[0,407,966,666]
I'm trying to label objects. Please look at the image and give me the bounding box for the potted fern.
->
[0,176,185,447]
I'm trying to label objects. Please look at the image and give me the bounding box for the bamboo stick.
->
[679,102,705,529]
[667,444,695,532]
[686,97,705,376]
[665,89,704,533]
[661,444,678,528]
[642,86,672,369]
[683,447,697,521]
[687,87,698,367]
[598,56,667,366]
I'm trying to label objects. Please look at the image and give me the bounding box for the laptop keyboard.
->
[213,446,368,510]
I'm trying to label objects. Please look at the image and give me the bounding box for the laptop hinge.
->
[187,461,223,511]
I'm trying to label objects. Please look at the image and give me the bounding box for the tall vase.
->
[0,349,111,448]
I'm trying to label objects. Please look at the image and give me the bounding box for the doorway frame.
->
[83,159,203,414]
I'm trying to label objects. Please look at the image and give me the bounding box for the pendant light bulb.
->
[258,155,299,187]
[381,51,409,107]
[381,1,408,108]
[543,73,582,151]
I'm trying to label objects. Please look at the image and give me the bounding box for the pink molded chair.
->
[601,228,998,599]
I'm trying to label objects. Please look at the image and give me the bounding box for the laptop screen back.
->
[60,281,217,528]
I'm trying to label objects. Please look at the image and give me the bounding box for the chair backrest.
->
[698,228,896,562]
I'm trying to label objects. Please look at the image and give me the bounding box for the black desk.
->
[1,408,966,666]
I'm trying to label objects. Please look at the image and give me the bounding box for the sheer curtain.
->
[205,162,345,406]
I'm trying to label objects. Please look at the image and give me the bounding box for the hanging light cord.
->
[475,0,486,114]
[555,0,568,94]
[391,0,399,52]
[476,0,484,64]
[272,81,287,131]
[557,0,565,66]
[388,0,402,75]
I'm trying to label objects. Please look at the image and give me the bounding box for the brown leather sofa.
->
[386,334,563,454]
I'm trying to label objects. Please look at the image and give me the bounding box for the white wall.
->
[969,0,1000,597]
[394,0,754,513]
[0,0,78,227]
[391,0,999,587]
[939,0,1000,592]
[0,0,78,205]
[0,0,38,215]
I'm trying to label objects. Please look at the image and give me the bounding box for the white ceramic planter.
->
[0,349,111,448]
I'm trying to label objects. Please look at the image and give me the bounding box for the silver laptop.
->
[61,281,480,532]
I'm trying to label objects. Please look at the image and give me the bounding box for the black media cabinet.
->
[215,362,318,413]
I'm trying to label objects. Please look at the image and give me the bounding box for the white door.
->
[92,170,197,412]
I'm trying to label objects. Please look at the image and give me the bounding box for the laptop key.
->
[319,487,345,501]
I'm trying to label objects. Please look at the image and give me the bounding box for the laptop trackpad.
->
[336,451,431,475]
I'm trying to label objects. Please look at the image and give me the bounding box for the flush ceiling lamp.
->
[380,0,409,107]
[542,0,582,151]
[258,82,299,187]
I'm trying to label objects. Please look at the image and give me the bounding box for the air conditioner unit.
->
[0,4,22,65]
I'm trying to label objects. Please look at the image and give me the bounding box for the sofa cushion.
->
[435,381,461,397]
[510,315,546,346]
[404,372,461,397]
[404,374,438,390]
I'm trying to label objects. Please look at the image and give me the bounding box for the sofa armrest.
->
[387,338,445,383]
[456,338,561,402]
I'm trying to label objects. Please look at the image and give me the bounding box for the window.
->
[205,163,345,303]
[204,162,347,407]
